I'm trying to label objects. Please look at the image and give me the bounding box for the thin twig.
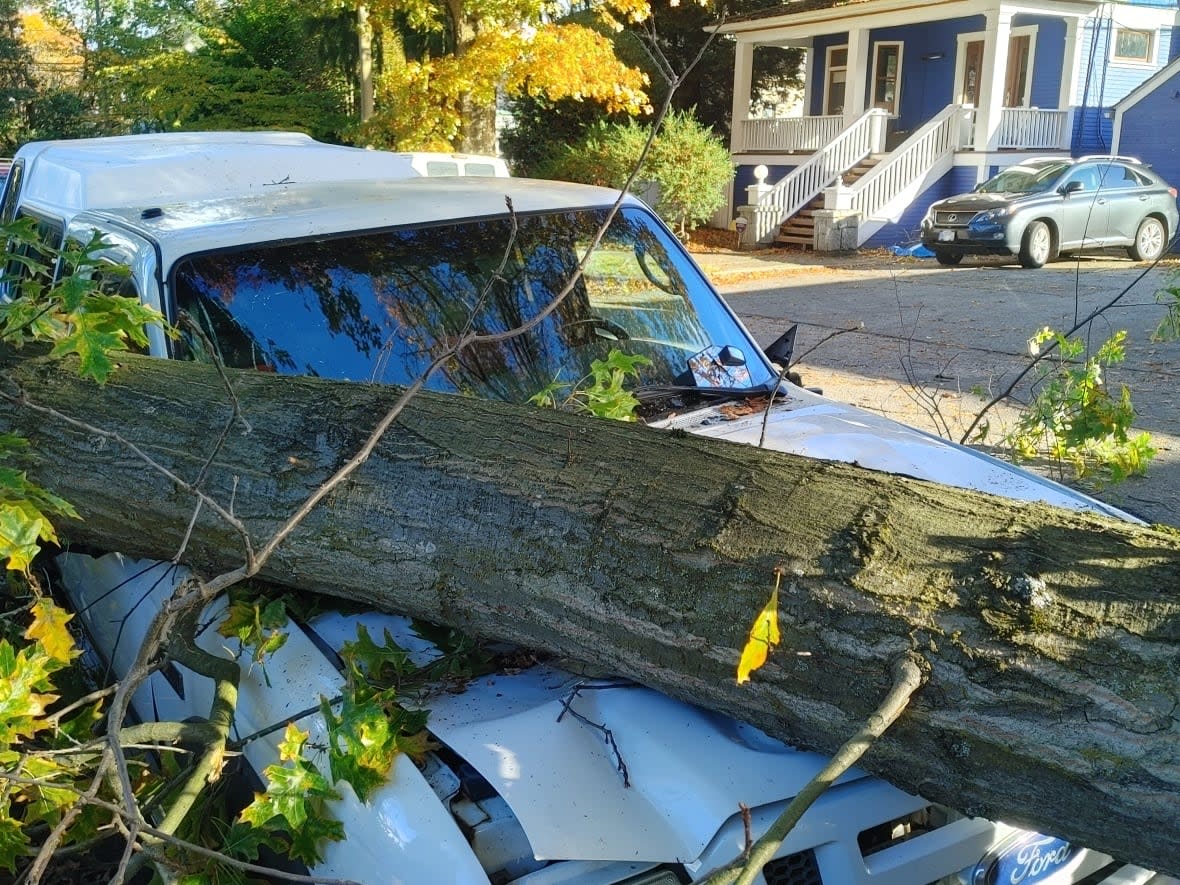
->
[699,656,925,885]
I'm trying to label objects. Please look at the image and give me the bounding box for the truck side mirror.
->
[764,325,798,368]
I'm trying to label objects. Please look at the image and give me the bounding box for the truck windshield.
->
[171,206,772,405]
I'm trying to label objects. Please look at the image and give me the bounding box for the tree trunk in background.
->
[356,4,374,121]
[458,95,497,154]
[445,0,496,153]
[3,348,1178,877]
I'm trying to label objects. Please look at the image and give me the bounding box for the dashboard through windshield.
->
[170,207,773,408]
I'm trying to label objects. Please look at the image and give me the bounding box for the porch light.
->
[754,164,769,184]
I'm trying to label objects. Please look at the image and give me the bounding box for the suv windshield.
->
[977,162,1071,194]
[172,206,772,406]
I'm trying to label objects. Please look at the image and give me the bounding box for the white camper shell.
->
[0,131,424,236]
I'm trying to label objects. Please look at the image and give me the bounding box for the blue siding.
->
[1012,16,1067,108]
[734,164,798,201]
[1071,106,1116,154]
[862,166,977,249]
[809,34,843,116]
[1119,67,1180,206]
[1076,17,1175,106]
[869,20,980,133]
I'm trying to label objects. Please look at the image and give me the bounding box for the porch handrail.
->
[749,108,890,228]
[737,115,844,153]
[841,104,972,226]
[996,107,1071,150]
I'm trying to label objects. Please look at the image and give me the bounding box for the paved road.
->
[699,250,1180,526]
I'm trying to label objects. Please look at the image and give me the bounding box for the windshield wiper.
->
[633,381,779,404]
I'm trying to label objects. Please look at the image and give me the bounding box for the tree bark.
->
[356,4,374,122]
[3,348,1179,877]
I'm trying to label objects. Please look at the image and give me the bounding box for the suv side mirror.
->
[1060,180,1084,196]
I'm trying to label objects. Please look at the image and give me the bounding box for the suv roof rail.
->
[1075,154,1142,164]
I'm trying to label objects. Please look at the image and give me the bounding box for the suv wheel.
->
[934,249,963,266]
[1129,217,1166,262]
[1019,221,1052,268]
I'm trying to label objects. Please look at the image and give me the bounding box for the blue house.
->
[715,0,1180,248]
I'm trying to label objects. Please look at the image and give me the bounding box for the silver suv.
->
[920,155,1179,268]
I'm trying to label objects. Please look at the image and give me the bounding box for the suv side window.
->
[1101,164,1129,190]
[1064,165,1101,192]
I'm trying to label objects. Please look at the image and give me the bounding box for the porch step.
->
[773,156,881,249]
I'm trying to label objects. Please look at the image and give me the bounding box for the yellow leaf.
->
[736,575,781,684]
[24,599,79,665]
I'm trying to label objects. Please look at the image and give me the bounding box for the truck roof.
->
[72,176,637,261]
[12,132,422,219]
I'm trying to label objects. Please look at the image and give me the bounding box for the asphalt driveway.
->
[695,249,1180,527]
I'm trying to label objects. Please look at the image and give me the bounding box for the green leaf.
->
[239,724,339,832]
[236,724,344,868]
[284,814,345,866]
[340,624,415,684]
[221,821,272,863]
[218,592,289,667]
[0,505,47,573]
[321,688,402,802]
[49,325,123,383]
[0,639,58,745]
[0,815,29,873]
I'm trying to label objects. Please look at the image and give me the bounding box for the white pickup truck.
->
[3,135,1165,884]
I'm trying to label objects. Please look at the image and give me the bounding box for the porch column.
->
[1059,17,1081,108]
[1059,16,1081,147]
[731,40,755,152]
[844,27,870,125]
[973,9,1012,153]
[801,44,815,115]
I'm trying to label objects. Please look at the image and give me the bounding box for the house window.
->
[872,42,902,114]
[1113,28,1153,64]
[825,46,848,115]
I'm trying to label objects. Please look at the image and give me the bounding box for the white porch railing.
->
[995,107,1071,150]
[837,104,973,245]
[736,115,845,153]
[740,109,889,244]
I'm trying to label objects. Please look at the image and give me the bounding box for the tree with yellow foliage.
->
[353,0,653,153]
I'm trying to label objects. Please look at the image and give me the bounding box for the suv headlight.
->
[979,206,1015,223]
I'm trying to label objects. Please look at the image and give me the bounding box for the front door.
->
[825,46,848,115]
[1004,34,1031,107]
[960,40,983,105]
[957,32,1033,107]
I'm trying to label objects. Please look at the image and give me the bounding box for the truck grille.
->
[762,849,823,885]
[934,210,974,227]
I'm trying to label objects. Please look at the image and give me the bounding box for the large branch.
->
[3,348,1179,876]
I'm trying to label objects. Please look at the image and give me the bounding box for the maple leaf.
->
[24,599,79,665]
[0,504,46,573]
[736,571,782,684]
[0,815,29,874]
[321,687,404,802]
[49,321,122,383]
[0,639,61,736]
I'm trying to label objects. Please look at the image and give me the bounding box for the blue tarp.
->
[890,243,935,258]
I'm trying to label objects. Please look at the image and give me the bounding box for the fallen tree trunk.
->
[3,348,1179,876]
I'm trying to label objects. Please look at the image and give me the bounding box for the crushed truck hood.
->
[306,610,902,868]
